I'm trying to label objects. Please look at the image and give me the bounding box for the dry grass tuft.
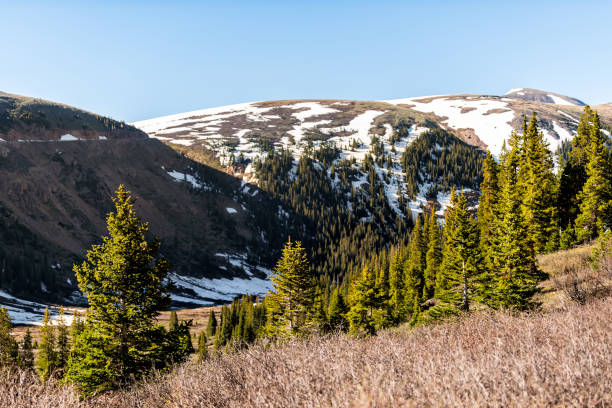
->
[0,369,80,407]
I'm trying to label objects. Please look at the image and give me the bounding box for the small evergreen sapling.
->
[37,307,57,380]
[0,307,19,367]
[206,310,217,337]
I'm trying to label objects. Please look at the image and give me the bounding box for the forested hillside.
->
[191,105,612,348]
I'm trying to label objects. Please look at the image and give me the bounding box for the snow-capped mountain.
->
[503,88,585,107]
[135,90,596,162]
[134,90,608,220]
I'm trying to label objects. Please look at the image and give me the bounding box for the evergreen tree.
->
[197,331,208,363]
[410,293,422,326]
[308,285,328,330]
[423,209,442,300]
[215,305,232,350]
[165,318,194,362]
[436,188,457,297]
[0,307,19,367]
[558,106,602,229]
[437,193,481,311]
[494,151,539,310]
[575,126,612,242]
[56,306,70,373]
[477,151,499,270]
[346,267,379,335]
[206,310,217,338]
[37,307,57,380]
[168,311,178,332]
[405,216,426,306]
[266,239,314,337]
[65,185,182,395]
[70,311,85,342]
[388,250,407,322]
[327,287,348,332]
[375,251,390,304]
[520,113,558,254]
[19,328,34,369]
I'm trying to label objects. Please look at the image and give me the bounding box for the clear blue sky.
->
[1,1,611,122]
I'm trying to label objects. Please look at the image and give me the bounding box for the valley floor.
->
[3,293,611,407]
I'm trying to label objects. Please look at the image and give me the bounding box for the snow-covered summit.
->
[504,88,585,107]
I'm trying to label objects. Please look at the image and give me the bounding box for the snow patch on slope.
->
[346,110,387,140]
[0,290,77,326]
[166,169,214,191]
[505,88,524,95]
[553,121,573,142]
[558,110,578,122]
[284,102,339,121]
[385,96,514,155]
[548,94,577,106]
[133,102,262,135]
[169,253,274,304]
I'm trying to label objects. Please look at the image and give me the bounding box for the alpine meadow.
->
[1,2,612,407]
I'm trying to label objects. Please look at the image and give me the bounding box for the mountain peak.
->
[504,88,585,107]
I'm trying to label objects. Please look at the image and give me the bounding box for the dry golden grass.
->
[3,296,611,407]
[537,244,612,311]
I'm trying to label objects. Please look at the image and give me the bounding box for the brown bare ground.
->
[3,296,611,407]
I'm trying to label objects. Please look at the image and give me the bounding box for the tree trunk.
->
[462,259,469,312]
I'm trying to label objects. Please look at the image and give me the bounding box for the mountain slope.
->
[0,91,146,142]
[134,91,594,160]
[504,87,585,106]
[0,93,291,323]
[134,90,611,218]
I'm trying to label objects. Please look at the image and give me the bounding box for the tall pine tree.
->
[494,142,540,310]
[437,193,481,311]
[575,124,612,241]
[19,328,34,370]
[327,286,348,331]
[265,239,314,337]
[206,310,217,338]
[423,209,441,300]
[520,113,558,254]
[65,185,184,395]
[346,266,380,335]
[558,106,601,230]
[56,306,70,374]
[477,151,499,270]
[37,307,56,380]
[0,307,18,367]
